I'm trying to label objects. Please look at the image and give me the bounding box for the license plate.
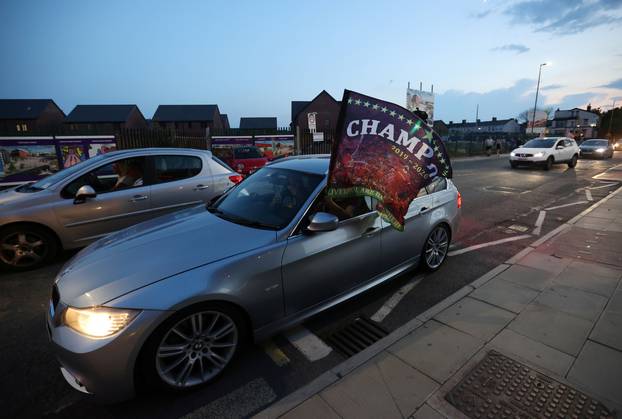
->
[516,157,527,161]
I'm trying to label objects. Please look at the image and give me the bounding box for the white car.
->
[509,137,580,170]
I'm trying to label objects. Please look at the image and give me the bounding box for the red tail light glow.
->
[457,191,462,209]
[229,174,243,184]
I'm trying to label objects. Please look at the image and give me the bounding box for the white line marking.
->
[544,201,589,211]
[585,189,593,201]
[448,235,532,257]
[371,275,424,322]
[284,326,332,362]
[532,210,546,235]
[589,182,617,190]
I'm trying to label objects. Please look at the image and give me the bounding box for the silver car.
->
[0,148,240,270]
[46,155,461,402]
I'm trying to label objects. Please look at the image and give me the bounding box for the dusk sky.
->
[1,0,621,126]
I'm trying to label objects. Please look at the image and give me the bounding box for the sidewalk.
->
[256,185,622,419]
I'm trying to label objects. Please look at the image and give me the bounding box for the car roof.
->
[267,154,330,175]
[99,148,212,159]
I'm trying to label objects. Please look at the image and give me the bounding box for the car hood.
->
[580,145,606,150]
[0,187,51,207]
[55,205,277,307]
[512,147,551,154]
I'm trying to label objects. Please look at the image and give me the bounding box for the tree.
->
[517,107,554,124]
[598,107,622,140]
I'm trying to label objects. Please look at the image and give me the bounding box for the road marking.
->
[532,210,546,235]
[181,377,276,419]
[371,274,424,322]
[261,340,290,367]
[585,189,593,201]
[588,182,618,190]
[545,201,589,211]
[284,326,332,362]
[448,234,532,257]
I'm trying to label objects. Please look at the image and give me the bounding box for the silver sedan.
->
[0,148,240,270]
[47,155,461,402]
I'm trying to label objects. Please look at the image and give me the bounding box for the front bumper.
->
[509,156,547,166]
[580,151,605,158]
[46,302,167,403]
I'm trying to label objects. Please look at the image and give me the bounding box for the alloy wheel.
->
[155,310,238,388]
[0,231,48,268]
[424,226,449,269]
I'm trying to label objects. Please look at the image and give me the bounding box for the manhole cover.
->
[325,316,388,357]
[446,350,614,419]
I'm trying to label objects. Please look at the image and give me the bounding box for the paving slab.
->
[507,302,593,356]
[410,404,445,419]
[494,264,555,291]
[487,329,575,377]
[567,340,622,410]
[554,265,620,297]
[606,290,622,312]
[433,297,515,341]
[515,251,571,275]
[590,311,622,351]
[470,278,539,313]
[320,351,438,419]
[280,395,340,419]
[534,284,608,322]
[389,320,484,384]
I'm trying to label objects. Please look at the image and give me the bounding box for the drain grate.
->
[325,316,388,357]
[446,350,613,419]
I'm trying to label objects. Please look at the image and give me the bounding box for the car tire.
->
[567,154,578,168]
[510,161,517,169]
[136,302,248,394]
[544,156,553,171]
[0,224,58,271]
[421,224,450,272]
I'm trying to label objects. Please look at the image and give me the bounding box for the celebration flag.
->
[327,90,452,231]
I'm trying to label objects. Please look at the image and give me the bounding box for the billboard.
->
[255,135,295,159]
[526,110,548,134]
[406,88,434,125]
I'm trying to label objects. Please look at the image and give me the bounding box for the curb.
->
[254,184,622,419]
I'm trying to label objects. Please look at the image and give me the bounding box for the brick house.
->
[291,90,341,131]
[239,117,277,130]
[152,105,223,134]
[0,99,65,133]
[65,105,147,132]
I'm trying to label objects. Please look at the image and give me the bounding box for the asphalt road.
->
[1,153,620,419]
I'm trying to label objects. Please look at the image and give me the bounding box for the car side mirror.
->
[74,185,96,204]
[307,212,339,232]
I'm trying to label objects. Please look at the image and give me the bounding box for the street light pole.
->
[608,99,616,140]
[531,63,547,134]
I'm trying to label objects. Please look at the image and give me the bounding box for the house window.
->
[16,124,21,132]
[21,124,27,132]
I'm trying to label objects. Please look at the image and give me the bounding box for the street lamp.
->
[608,99,617,140]
[531,62,548,134]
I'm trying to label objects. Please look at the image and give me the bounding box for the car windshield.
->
[523,139,557,148]
[209,167,323,230]
[581,140,608,146]
[23,154,108,191]
[234,147,262,159]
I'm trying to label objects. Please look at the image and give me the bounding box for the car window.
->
[312,192,376,222]
[426,177,447,194]
[416,187,428,198]
[153,155,202,184]
[523,139,557,148]
[62,157,146,198]
[564,139,573,147]
[211,156,233,173]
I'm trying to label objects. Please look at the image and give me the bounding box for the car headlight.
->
[64,306,140,338]
[510,152,516,157]
[534,152,544,158]
[595,148,605,153]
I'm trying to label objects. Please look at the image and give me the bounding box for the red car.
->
[226,146,269,176]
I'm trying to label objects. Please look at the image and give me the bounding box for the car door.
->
[53,156,151,247]
[281,194,383,315]
[148,153,216,217]
[564,139,577,160]
[379,181,438,273]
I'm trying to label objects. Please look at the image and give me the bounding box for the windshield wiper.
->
[212,210,279,230]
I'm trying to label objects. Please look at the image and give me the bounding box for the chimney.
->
[587,104,591,112]
[476,119,481,123]
[492,117,497,122]
[462,119,466,124]
[449,120,453,124]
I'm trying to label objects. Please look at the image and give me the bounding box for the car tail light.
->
[229,174,243,184]
[457,191,462,209]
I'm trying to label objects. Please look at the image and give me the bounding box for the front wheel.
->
[138,303,246,393]
[421,225,450,271]
[0,224,58,271]
[544,157,553,171]
[568,154,578,168]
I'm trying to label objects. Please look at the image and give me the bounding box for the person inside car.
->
[112,160,143,190]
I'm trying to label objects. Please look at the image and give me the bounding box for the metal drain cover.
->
[446,350,614,419]
[325,316,388,357]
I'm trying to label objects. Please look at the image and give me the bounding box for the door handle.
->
[194,184,210,191]
[419,206,430,214]
[363,226,380,237]
[130,195,148,202]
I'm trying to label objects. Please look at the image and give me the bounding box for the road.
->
[1,154,620,419]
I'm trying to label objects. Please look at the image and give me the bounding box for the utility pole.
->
[607,99,616,140]
[531,63,548,134]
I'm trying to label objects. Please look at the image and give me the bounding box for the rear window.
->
[427,177,447,194]
[210,156,233,174]
[153,155,202,183]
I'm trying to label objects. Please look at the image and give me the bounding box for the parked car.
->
[509,137,580,170]
[0,148,242,271]
[47,155,461,402]
[579,139,614,159]
[225,146,269,176]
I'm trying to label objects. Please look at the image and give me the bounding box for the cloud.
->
[472,10,492,19]
[599,78,622,89]
[541,84,564,90]
[504,0,622,34]
[557,92,605,109]
[491,44,530,54]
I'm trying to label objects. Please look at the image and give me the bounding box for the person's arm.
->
[324,196,353,219]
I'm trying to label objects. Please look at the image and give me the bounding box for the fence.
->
[117,128,209,150]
